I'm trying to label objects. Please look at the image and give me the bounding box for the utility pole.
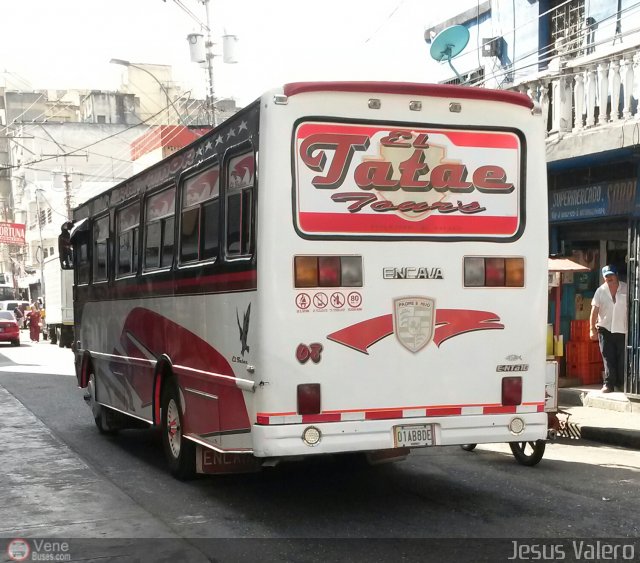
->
[202,0,217,126]
[63,172,72,219]
[35,189,45,302]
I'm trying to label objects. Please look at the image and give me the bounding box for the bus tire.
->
[460,444,477,452]
[161,378,196,480]
[509,440,545,466]
[88,372,118,435]
[50,327,58,345]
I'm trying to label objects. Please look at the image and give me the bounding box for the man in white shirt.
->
[590,264,628,393]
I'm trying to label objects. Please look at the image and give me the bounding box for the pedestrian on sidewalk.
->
[590,264,627,393]
[28,303,42,343]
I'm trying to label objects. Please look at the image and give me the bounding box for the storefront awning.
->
[548,257,590,272]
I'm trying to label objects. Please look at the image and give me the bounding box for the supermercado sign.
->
[293,122,522,239]
[549,179,637,222]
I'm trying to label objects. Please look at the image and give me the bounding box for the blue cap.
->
[602,264,618,277]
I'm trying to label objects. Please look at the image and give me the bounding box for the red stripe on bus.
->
[298,212,519,236]
[483,405,518,414]
[296,122,520,149]
[302,413,342,424]
[425,407,463,417]
[284,82,534,109]
[118,269,257,295]
[365,410,404,420]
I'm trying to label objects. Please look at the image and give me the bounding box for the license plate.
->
[393,424,436,447]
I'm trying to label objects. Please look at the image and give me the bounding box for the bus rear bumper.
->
[251,413,547,458]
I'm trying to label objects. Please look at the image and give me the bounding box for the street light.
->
[109,58,185,125]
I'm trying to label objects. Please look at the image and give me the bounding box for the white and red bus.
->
[60,82,549,478]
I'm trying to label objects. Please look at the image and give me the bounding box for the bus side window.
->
[116,202,140,277]
[226,151,254,257]
[180,163,220,263]
[77,238,90,285]
[92,215,109,283]
[144,186,176,270]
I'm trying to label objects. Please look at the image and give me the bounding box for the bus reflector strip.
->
[294,255,363,288]
[256,403,545,425]
[464,256,524,287]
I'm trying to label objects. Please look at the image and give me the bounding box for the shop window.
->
[549,0,585,59]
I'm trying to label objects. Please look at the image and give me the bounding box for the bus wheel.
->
[161,379,196,480]
[88,373,118,435]
[460,444,477,452]
[509,440,545,466]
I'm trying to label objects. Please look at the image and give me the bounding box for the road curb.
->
[578,426,640,450]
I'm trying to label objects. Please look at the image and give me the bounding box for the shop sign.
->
[549,179,636,222]
[0,222,25,245]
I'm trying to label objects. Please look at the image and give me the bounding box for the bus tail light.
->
[297,383,321,415]
[319,256,341,286]
[485,258,505,286]
[502,376,522,406]
[294,256,319,287]
[294,256,363,288]
[464,257,524,287]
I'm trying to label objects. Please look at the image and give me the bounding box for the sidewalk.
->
[558,379,640,450]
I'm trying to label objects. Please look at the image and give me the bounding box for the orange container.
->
[570,320,590,342]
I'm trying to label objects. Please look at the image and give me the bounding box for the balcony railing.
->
[513,45,640,136]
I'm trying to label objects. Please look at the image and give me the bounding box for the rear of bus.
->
[253,82,547,459]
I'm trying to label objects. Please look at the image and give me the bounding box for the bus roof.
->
[283,81,534,110]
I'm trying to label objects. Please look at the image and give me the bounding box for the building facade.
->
[426,0,640,396]
[0,63,238,302]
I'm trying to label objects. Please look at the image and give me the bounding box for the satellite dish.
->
[429,25,470,83]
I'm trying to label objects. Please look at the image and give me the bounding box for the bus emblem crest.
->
[393,297,435,353]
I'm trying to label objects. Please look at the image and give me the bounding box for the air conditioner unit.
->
[482,37,504,58]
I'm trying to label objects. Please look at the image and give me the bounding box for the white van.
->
[0,300,30,312]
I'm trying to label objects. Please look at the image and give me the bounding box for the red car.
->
[0,310,21,346]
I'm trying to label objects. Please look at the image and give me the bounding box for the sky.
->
[1,0,474,106]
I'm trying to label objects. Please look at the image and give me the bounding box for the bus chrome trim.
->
[184,387,219,401]
[90,350,156,368]
[173,364,256,392]
[184,433,254,454]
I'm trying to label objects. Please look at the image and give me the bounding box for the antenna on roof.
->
[428,25,470,84]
